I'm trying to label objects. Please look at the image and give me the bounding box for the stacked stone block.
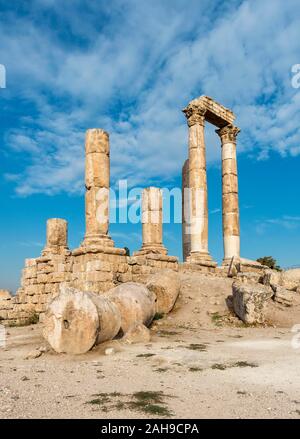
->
[0,225,178,326]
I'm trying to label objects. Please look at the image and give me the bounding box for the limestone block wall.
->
[0,290,16,325]
[0,244,270,327]
[129,254,179,284]
[0,250,179,326]
[0,253,72,326]
[71,252,129,293]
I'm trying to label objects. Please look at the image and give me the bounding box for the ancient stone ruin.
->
[0,95,281,327]
[0,125,178,326]
[182,95,240,266]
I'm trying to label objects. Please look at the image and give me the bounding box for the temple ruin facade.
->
[0,95,263,326]
[182,95,240,266]
[0,129,178,326]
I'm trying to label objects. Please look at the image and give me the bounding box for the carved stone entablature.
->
[216,124,240,144]
[183,95,235,128]
[183,105,206,127]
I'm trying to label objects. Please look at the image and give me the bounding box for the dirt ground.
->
[1,272,300,419]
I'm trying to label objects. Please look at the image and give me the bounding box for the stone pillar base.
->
[72,245,126,257]
[74,234,126,256]
[133,243,168,257]
[81,233,115,248]
[42,246,70,257]
[186,251,217,267]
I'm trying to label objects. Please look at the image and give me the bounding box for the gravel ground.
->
[1,324,300,419]
[1,272,300,419]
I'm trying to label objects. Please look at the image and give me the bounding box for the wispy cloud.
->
[18,241,43,248]
[256,215,300,234]
[110,231,141,243]
[267,216,300,229]
[1,0,300,196]
[210,208,221,214]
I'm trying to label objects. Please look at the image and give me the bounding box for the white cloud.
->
[0,0,300,196]
[256,215,300,234]
[18,241,43,248]
[210,208,221,214]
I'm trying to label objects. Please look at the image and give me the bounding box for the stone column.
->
[42,218,69,256]
[82,129,113,248]
[216,124,240,264]
[135,187,167,255]
[183,105,216,266]
[182,159,191,262]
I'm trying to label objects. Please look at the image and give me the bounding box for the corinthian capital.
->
[183,104,206,127]
[216,124,240,143]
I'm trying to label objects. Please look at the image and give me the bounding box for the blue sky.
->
[1,0,300,292]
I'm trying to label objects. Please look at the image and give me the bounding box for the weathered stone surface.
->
[182,96,240,267]
[236,271,262,284]
[42,218,69,256]
[24,348,43,360]
[222,215,240,235]
[272,285,296,307]
[0,289,12,299]
[84,187,110,237]
[239,258,267,274]
[281,269,300,291]
[43,285,121,354]
[0,291,15,323]
[182,159,191,262]
[81,129,112,248]
[227,256,240,278]
[183,95,235,128]
[104,282,156,334]
[25,258,37,267]
[135,187,167,256]
[0,118,219,326]
[85,152,109,189]
[105,347,115,355]
[74,128,128,258]
[222,194,239,211]
[146,269,180,314]
[261,269,282,287]
[183,98,216,267]
[232,281,273,324]
[222,174,238,194]
[122,323,151,344]
[85,128,109,154]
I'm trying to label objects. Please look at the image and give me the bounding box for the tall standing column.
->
[82,129,113,248]
[216,124,240,264]
[134,187,167,255]
[182,159,191,261]
[183,105,216,266]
